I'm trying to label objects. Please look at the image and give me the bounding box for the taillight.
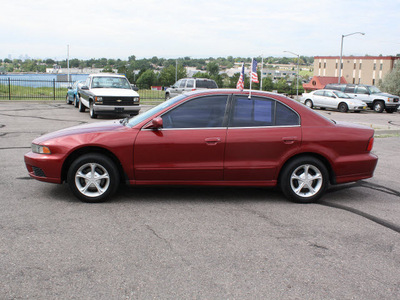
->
[367,137,374,151]
[192,88,196,91]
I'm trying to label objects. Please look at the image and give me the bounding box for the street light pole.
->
[284,50,300,99]
[260,55,263,90]
[338,32,365,83]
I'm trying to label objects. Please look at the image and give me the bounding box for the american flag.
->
[236,62,245,91]
[251,58,259,83]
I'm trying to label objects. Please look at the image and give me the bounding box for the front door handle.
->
[205,137,221,145]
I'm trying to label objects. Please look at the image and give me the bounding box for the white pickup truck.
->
[77,73,141,118]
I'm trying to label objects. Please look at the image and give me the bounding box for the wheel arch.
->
[61,146,127,184]
[278,152,336,185]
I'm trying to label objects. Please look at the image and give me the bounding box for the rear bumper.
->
[334,153,378,184]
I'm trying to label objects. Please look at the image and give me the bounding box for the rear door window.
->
[344,86,355,93]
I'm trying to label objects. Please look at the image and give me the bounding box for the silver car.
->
[165,78,218,100]
[301,89,367,113]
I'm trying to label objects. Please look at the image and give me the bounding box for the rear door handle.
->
[205,137,221,145]
[282,136,298,144]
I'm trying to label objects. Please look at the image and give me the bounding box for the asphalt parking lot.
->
[1,101,400,299]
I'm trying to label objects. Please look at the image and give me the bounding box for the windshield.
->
[91,76,131,89]
[368,86,382,94]
[127,94,187,127]
[333,91,352,99]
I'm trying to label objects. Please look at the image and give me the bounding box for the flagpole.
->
[248,59,253,99]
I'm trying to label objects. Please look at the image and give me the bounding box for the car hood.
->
[373,92,397,98]
[33,120,127,144]
[90,88,139,97]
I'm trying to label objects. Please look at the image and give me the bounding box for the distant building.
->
[314,56,400,86]
[303,76,347,92]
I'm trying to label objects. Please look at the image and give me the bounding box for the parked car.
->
[66,80,85,107]
[77,73,140,118]
[165,78,218,100]
[24,89,378,204]
[301,89,367,112]
[324,83,399,113]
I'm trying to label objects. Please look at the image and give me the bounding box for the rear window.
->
[196,79,218,88]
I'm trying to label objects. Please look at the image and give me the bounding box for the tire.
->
[373,101,385,113]
[280,156,329,203]
[165,93,171,101]
[338,102,348,113]
[89,102,97,119]
[78,98,86,112]
[74,95,79,108]
[67,153,120,203]
[66,95,71,104]
[305,99,313,108]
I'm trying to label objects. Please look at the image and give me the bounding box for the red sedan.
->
[24,89,378,203]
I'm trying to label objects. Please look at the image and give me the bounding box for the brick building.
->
[313,56,400,86]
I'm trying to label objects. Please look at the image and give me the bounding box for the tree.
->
[207,62,219,76]
[158,64,186,86]
[136,69,157,89]
[380,63,400,96]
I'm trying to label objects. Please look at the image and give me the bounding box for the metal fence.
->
[0,78,165,102]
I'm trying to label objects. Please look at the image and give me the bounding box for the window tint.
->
[275,102,300,126]
[186,79,194,88]
[324,91,335,97]
[344,86,355,93]
[356,86,368,94]
[230,97,274,127]
[179,80,187,88]
[230,96,299,127]
[314,91,324,96]
[162,95,228,129]
[196,79,218,88]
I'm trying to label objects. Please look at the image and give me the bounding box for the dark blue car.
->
[66,80,85,107]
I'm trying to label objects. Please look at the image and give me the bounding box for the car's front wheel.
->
[66,95,71,104]
[338,102,348,113]
[67,153,120,203]
[74,95,79,108]
[89,102,97,119]
[305,99,313,108]
[78,99,86,112]
[373,101,385,113]
[280,156,328,203]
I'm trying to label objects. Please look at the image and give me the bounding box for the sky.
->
[1,0,400,61]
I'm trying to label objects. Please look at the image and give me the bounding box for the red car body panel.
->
[24,90,378,191]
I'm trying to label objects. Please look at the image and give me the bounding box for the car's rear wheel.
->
[89,102,97,119]
[373,101,385,113]
[305,99,313,108]
[280,156,328,203]
[338,102,348,113]
[165,93,171,100]
[67,153,120,203]
[66,95,71,104]
[74,95,79,108]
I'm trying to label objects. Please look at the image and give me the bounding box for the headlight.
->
[133,97,140,103]
[31,144,51,154]
[94,96,103,104]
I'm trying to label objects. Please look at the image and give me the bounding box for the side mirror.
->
[131,84,139,91]
[67,86,72,90]
[144,117,163,130]
[81,85,89,90]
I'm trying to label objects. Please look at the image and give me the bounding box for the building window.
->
[380,64,383,70]
[359,63,362,69]
[324,62,326,68]
[372,79,375,85]
[336,62,338,69]
[354,63,356,69]
[319,62,321,68]
[353,78,355,84]
[373,63,376,70]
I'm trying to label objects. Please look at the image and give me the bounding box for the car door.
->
[323,90,338,108]
[312,90,325,107]
[169,79,183,98]
[353,86,372,104]
[224,96,301,182]
[133,95,228,181]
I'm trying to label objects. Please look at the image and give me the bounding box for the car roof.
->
[89,73,126,78]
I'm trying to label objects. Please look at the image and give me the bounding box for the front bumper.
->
[94,104,141,115]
